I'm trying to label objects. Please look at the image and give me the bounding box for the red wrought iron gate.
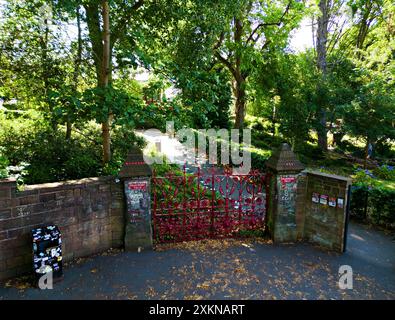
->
[152,166,269,244]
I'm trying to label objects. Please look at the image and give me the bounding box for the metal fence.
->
[152,166,269,244]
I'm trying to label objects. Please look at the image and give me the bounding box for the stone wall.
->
[0,176,125,282]
[303,171,351,252]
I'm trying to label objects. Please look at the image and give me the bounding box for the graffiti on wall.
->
[124,179,150,223]
[277,175,297,226]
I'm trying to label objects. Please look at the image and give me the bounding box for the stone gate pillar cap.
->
[118,147,152,178]
[266,143,305,173]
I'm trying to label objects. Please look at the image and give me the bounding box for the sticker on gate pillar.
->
[329,197,337,207]
[277,175,297,226]
[312,192,320,203]
[128,182,147,191]
[320,194,328,205]
[280,177,296,187]
[337,198,344,209]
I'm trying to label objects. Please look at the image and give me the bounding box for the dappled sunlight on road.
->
[1,222,394,300]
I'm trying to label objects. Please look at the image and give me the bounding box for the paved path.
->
[136,129,201,166]
[1,221,394,300]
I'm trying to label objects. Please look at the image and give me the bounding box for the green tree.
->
[153,0,306,129]
[0,1,69,121]
[212,0,306,129]
[343,80,395,165]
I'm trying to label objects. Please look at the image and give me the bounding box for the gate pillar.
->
[266,143,305,243]
[119,147,153,251]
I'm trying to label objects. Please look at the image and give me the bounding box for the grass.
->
[248,147,272,159]
[375,179,395,190]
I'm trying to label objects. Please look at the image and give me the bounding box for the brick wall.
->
[0,176,125,282]
[303,171,351,252]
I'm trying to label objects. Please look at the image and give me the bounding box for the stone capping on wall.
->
[0,175,126,282]
[305,170,352,184]
[0,178,16,184]
[21,176,114,190]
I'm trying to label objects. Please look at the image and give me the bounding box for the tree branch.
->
[214,51,237,81]
[246,1,291,45]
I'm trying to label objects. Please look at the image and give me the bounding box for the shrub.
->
[1,109,148,184]
[0,153,9,179]
[24,124,146,183]
[24,129,102,184]
[251,131,283,151]
[352,168,379,187]
[0,110,46,165]
[335,139,364,156]
[373,164,395,181]
[251,122,264,131]
[368,187,395,227]
[374,140,395,159]
[294,142,325,162]
[249,148,271,172]
[350,183,395,229]
[350,185,369,220]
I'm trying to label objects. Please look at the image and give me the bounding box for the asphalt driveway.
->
[0,221,394,300]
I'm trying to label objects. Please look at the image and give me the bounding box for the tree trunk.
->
[234,77,246,130]
[67,5,83,140]
[317,109,328,151]
[66,121,72,140]
[271,105,277,136]
[316,0,329,151]
[233,17,247,129]
[316,0,328,74]
[84,4,103,83]
[101,0,111,165]
[364,138,374,169]
[40,16,56,131]
[85,2,111,164]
